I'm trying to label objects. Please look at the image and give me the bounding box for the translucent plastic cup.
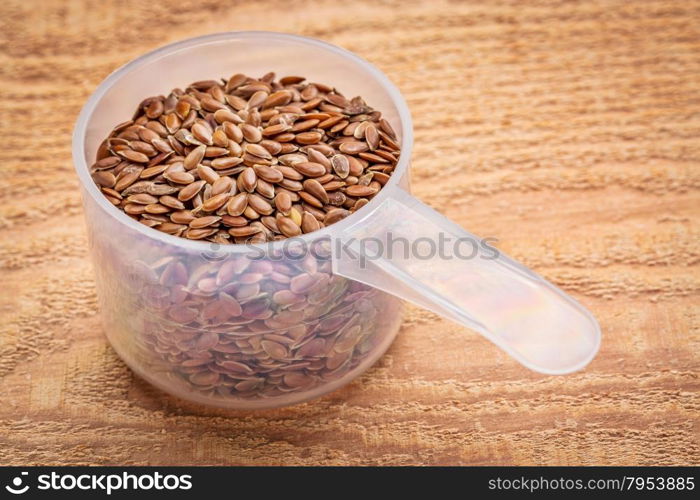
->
[73,32,600,409]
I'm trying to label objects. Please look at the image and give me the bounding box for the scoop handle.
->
[331,186,600,374]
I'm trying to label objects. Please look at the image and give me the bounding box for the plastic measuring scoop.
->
[332,186,601,374]
[73,32,601,411]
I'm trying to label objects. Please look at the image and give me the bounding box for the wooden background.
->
[0,0,698,465]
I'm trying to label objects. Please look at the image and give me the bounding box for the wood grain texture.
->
[0,0,698,465]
